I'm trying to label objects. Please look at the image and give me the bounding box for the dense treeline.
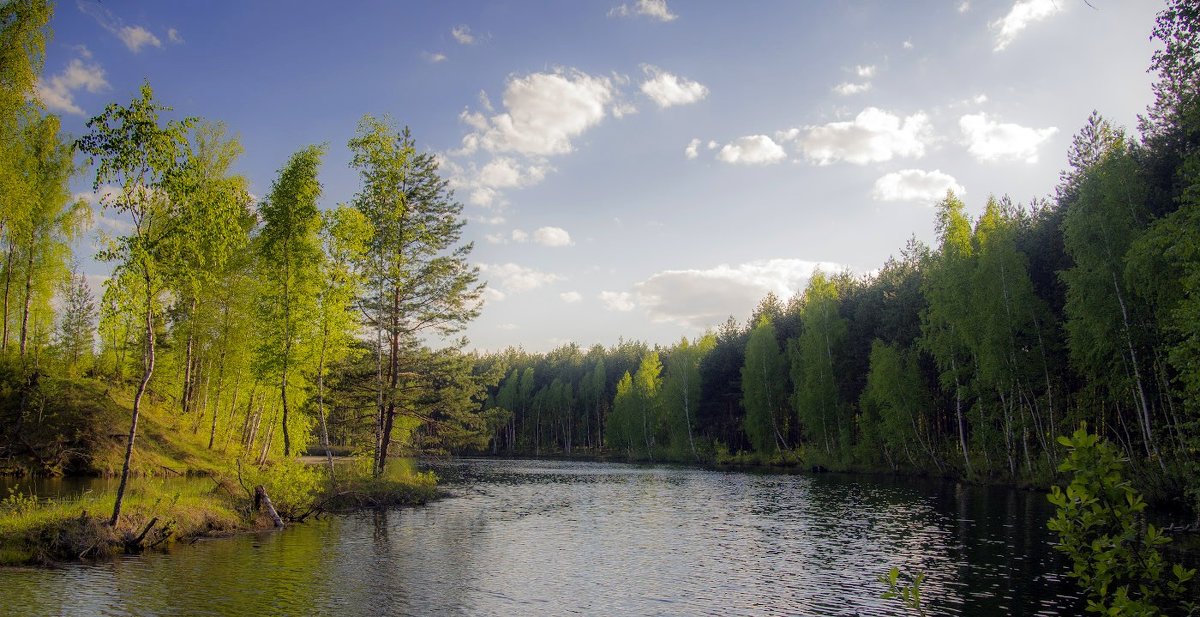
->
[0,1,491,523]
[472,2,1200,508]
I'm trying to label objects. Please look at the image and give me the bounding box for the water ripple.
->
[0,459,1083,616]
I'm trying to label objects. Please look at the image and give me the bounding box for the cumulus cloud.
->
[640,65,708,108]
[959,113,1057,163]
[609,0,677,22]
[511,229,529,243]
[833,82,871,96]
[449,157,551,208]
[632,259,845,328]
[872,169,965,203]
[423,51,448,63]
[533,226,572,247]
[167,28,183,44]
[452,25,476,45]
[35,56,109,115]
[478,263,562,293]
[685,138,701,159]
[855,65,876,78]
[716,135,786,165]
[798,107,931,165]
[992,0,1063,51]
[458,68,618,157]
[599,291,637,312]
[560,291,583,303]
[478,157,548,189]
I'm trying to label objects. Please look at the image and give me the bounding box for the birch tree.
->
[76,83,194,525]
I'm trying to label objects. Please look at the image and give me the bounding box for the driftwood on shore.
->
[253,485,284,528]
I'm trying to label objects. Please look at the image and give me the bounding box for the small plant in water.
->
[1,486,39,516]
[879,566,926,616]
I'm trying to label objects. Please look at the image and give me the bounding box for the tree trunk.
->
[180,297,197,414]
[316,328,335,479]
[951,356,972,476]
[111,265,155,526]
[254,485,284,528]
[1,241,14,351]
[18,236,35,356]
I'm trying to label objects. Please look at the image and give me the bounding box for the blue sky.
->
[41,0,1163,352]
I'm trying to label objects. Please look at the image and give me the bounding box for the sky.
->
[38,0,1165,353]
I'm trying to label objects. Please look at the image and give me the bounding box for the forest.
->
[1,0,1199,521]
[469,2,1200,513]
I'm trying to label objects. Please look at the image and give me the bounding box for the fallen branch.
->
[253,485,284,528]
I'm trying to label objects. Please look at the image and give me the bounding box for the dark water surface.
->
[0,458,1082,616]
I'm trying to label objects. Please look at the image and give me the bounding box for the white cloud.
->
[639,65,708,108]
[560,291,583,303]
[716,135,786,166]
[872,169,965,203]
[958,1,971,14]
[685,138,701,159]
[959,113,1057,163]
[533,226,572,247]
[498,323,518,331]
[35,57,109,116]
[118,25,161,53]
[903,39,914,50]
[609,0,677,22]
[450,157,551,208]
[799,107,931,165]
[632,259,845,328]
[511,229,529,243]
[599,291,637,312]
[774,129,800,143]
[855,65,876,78]
[833,82,871,96]
[478,263,562,293]
[423,51,448,63]
[992,0,1063,52]
[452,25,476,45]
[477,157,548,189]
[483,287,507,302]
[78,2,162,53]
[167,28,183,44]
[458,68,617,156]
[612,102,638,118]
[484,233,507,244]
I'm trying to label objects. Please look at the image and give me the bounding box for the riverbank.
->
[0,461,440,566]
[0,375,440,566]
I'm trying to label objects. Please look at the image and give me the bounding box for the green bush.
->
[1047,426,1197,616]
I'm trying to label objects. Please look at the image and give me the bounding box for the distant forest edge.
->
[469,1,1200,510]
[1,0,1199,518]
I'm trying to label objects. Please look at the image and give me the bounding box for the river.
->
[0,458,1083,616]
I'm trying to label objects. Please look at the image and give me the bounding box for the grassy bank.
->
[0,375,439,566]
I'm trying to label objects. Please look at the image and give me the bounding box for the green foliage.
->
[1,486,39,516]
[743,317,787,455]
[791,272,848,457]
[255,144,326,457]
[247,458,324,520]
[878,566,927,616]
[1047,427,1197,615]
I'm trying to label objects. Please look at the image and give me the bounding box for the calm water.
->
[0,458,1083,616]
